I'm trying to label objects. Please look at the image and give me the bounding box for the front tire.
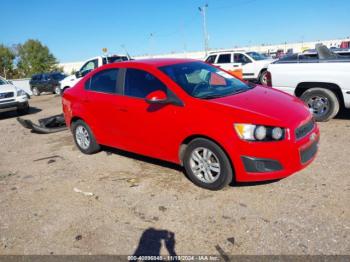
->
[72,120,100,154]
[300,88,339,122]
[259,70,268,85]
[17,102,30,115]
[183,138,233,190]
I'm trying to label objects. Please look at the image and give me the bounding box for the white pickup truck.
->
[60,54,129,93]
[267,45,350,121]
[204,51,274,85]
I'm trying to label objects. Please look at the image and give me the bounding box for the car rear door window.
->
[34,74,42,81]
[217,54,231,64]
[124,69,167,98]
[87,69,119,94]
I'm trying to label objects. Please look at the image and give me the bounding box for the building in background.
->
[56,37,348,74]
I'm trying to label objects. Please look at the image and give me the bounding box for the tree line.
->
[0,39,61,79]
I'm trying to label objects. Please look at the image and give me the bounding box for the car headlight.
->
[17,89,26,96]
[234,124,285,141]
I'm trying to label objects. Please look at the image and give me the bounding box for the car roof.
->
[86,54,128,61]
[118,58,198,67]
[208,49,246,55]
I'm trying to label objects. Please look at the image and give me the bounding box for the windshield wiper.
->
[199,88,252,99]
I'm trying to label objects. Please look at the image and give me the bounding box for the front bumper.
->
[227,123,320,182]
[0,96,28,112]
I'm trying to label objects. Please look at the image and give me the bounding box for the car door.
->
[233,53,254,79]
[33,74,41,90]
[215,53,233,71]
[82,68,126,147]
[40,74,50,92]
[114,67,184,161]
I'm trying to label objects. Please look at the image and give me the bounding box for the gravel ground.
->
[0,94,349,256]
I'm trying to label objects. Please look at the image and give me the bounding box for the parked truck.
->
[267,45,350,121]
[204,50,274,85]
[60,54,129,93]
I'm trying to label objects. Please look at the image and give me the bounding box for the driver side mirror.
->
[145,90,168,104]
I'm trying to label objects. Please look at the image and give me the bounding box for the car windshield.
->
[159,62,254,99]
[0,78,8,85]
[246,52,268,61]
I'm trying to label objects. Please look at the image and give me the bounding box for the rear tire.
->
[183,138,233,190]
[32,87,40,96]
[54,86,61,95]
[300,88,339,122]
[72,120,100,154]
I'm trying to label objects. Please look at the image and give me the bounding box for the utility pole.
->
[198,4,209,56]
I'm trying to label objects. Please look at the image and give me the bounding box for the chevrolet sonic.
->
[62,59,319,190]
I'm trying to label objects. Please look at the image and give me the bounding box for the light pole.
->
[198,4,209,56]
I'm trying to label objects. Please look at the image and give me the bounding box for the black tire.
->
[32,87,40,96]
[62,87,69,95]
[300,88,340,122]
[183,138,233,190]
[17,102,30,115]
[259,70,268,85]
[71,120,100,154]
[54,86,61,95]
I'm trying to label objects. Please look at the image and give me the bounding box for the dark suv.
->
[30,72,66,96]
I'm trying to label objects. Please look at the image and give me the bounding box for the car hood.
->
[254,59,275,67]
[0,84,16,93]
[211,85,311,127]
[61,74,76,84]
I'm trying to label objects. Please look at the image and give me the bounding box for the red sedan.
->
[62,59,319,190]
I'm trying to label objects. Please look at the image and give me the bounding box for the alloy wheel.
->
[189,147,221,183]
[75,125,90,150]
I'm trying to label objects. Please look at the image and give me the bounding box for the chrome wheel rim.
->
[75,126,90,150]
[261,72,268,85]
[307,96,329,117]
[190,147,221,184]
[55,87,61,95]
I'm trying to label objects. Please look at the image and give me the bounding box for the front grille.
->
[295,119,315,140]
[0,92,14,99]
[300,141,318,164]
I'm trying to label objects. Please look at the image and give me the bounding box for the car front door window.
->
[80,59,98,77]
[234,54,252,64]
[124,69,167,98]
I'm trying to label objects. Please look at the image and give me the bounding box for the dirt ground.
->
[0,94,349,256]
